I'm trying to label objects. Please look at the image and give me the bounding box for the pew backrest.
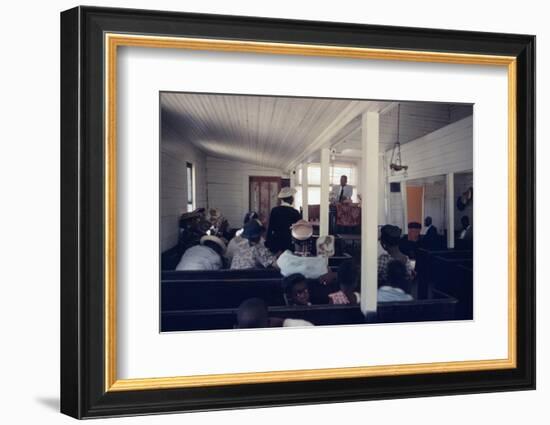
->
[415,248,472,298]
[372,289,458,323]
[161,289,459,332]
[162,268,282,281]
[429,257,473,320]
[161,304,364,332]
[162,278,285,310]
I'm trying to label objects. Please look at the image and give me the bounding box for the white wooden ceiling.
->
[161,92,472,170]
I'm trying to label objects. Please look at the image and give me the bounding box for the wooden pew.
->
[162,268,282,281]
[370,289,458,323]
[328,254,353,267]
[162,252,346,275]
[162,264,339,282]
[415,248,472,298]
[430,258,473,320]
[161,304,364,332]
[271,304,365,326]
[161,290,458,332]
[162,277,285,310]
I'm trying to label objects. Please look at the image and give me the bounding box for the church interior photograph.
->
[159,91,474,332]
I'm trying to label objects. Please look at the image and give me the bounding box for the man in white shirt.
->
[330,175,353,203]
[459,215,473,240]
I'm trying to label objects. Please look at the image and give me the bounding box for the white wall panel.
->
[387,116,473,183]
[206,156,288,228]
[160,123,207,251]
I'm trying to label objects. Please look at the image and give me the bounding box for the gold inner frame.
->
[104,33,517,392]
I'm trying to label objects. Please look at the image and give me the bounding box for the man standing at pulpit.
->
[330,175,353,203]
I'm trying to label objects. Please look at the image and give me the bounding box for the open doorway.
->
[405,175,446,234]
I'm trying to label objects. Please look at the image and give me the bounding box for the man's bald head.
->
[236,298,269,329]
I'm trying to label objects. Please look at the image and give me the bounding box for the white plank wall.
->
[379,102,454,148]
[206,156,288,229]
[385,116,472,235]
[387,116,473,183]
[160,124,207,252]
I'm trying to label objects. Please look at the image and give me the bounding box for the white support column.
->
[320,148,330,236]
[446,172,455,249]
[401,181,408,231]
[302,163,309,221]
[360,112,379,315]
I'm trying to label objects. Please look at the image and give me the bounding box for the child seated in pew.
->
[378,260,414,302]
[328,260,360,305]
[236,298,314,328]
[282,274,312,306]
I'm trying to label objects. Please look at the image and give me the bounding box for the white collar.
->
[281,201,293,207]
[461,225,471,233]
[379,286,405,293]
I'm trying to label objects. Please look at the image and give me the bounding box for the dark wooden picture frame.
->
[61,6,535,419]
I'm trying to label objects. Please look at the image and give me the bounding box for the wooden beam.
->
[320,148,330,236]
[287,101,370,172]
[302,163,309,222]
[446,172,455,248]
[360,112,380,314]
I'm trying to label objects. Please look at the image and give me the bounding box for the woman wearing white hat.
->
[265,187,301,253]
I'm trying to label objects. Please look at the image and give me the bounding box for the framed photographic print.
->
[60,5,535,419]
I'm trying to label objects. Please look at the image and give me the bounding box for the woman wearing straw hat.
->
[265,187,301,253]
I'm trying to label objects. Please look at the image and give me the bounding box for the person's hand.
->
[320,270,337,286]
[269,317,284,327]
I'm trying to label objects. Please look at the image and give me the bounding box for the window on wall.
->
[295,162,358,212]
[186,162,195,212]
[330,164,357,186]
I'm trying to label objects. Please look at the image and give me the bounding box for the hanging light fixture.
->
[389,103,408,176]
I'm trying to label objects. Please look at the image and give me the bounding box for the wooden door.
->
[249,176,282,226]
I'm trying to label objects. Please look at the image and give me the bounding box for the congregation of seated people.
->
[166,188,471,330]
[172,213,419,304]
